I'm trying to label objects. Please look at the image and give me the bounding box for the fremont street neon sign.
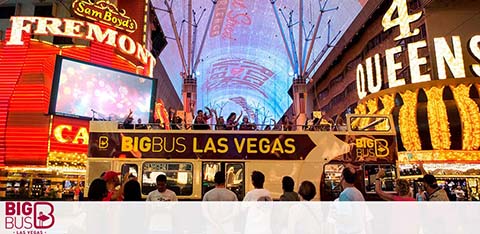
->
[6,16,155,68]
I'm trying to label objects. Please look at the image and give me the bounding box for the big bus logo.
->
[355,138,390,159]
[4,202,55,230]
[99,136,109,149]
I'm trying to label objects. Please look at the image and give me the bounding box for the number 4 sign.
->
[382,0,423,41]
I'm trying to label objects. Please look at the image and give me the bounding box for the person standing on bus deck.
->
[203,171,238,201]
[243,171,272,201]
[338,167,365,201]
[193,109,211,130]
[147,174,178,201]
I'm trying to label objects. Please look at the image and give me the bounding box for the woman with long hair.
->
[226,111,242,130]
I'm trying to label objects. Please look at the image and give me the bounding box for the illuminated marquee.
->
[53,124,89,145]
[6,16,155,67]
[49,117,90,156]
[72,0,138,33]
[356,0,480,99]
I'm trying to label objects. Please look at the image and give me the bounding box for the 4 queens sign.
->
[3,202,55,233]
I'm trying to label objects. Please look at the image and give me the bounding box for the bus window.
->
[225,163,244,201]
[201,162,245,201]
[142,162,193,196]
[121,164,138,182]
[202,162,221,195]
[322,164,344,201]
[349,116,391,132]
[364,164,396,194]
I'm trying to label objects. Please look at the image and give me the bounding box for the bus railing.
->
[120,122,341,131]
[113,115,393,133]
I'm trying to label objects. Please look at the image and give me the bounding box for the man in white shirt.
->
[203,171,238,201]
[242,171,272,234]
[338,167,365,201]
[243,171,271,201]
[146,174,178,201]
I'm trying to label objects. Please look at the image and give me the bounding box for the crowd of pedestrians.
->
[88,164,452,202]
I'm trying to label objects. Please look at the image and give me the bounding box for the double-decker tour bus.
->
[86,115,397,200]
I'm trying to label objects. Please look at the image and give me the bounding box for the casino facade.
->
[308,0,480,199]
[0,0,178,199]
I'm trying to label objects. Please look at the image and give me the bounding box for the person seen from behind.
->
[286,180,320,234]
[298,181,316,201]
[243,171,271,201]
[203,171,238,201]
[123,179,142,201]
[339,167,365,201]
[375,168,415,201]
[146,174,178,201]
[279,176,300,201]
[88,178,108,201]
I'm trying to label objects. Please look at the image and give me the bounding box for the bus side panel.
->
[296,162,325,200]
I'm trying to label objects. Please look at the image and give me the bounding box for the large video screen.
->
[50,56,156,122]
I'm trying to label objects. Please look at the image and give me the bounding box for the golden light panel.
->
[366,98,384,131]
[366,98,379,114]
[450,84,480,150]
[424,86,450,150]
[399,90,421,151]
[398,151,480,162]
[355,103,367,114]
[377,94,395,130]
[352,103,367,130]
[47,151,87,170]
[378,94,395,115]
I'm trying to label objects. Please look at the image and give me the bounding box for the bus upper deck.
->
[86,115,398,200]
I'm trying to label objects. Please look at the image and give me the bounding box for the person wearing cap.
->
[421,174,449,201]
[102,171,123,201]
[146,174,177,201]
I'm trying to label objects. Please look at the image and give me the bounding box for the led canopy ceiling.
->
[153,0,366,123]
